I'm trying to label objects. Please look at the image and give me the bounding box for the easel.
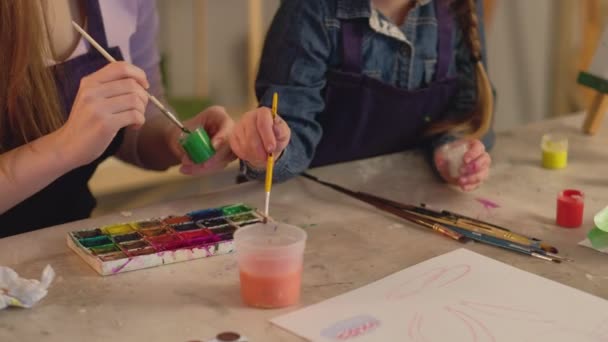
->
[579,26,608,135]
[582,89,608,135]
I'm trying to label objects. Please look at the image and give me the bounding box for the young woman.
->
[231,0,494,191]
[0,0,288,237]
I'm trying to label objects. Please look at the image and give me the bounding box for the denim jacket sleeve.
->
[242,0,333,183]
[428,0,495,158]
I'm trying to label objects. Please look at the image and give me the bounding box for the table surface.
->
[2,113,608,342]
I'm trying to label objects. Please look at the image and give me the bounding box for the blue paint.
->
[188,208,223,221]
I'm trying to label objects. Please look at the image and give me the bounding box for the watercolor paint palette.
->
[66,203,263,276]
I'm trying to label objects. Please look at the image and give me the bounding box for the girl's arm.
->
[239,0,334,183]
[430,0,494,191]
[430,0,494,153]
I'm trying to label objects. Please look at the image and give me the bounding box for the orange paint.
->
[239,268,302,308]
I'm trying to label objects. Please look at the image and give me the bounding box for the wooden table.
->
[2,113,608,342]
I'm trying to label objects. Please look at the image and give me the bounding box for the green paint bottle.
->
[180,127,216,164]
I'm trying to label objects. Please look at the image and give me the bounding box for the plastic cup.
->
[179,127,216,164]
[234,222,307,309]
[594,206,608,232]
[541,134,568,169]
[441,143,469,178]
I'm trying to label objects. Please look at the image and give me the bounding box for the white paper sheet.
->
[272,249,608,342]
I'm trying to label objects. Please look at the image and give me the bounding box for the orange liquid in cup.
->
[239,268,302,308]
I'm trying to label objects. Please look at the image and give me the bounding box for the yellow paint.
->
[541,135,568,169]
[102,223,135,235]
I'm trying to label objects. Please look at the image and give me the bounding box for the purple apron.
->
[0,0,125,237]
[310,0,460,167]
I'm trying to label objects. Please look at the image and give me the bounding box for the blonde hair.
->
[428,0,493,139]
[0,1,64,152]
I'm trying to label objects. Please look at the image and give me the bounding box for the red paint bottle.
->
[556,189,584,228]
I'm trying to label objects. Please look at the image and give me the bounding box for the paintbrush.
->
[352,194,558,253]
[406,208,558,253]
[263,93,279,222]
[301,173,566,262]
[71,21,190,134]
[300,173,465,241]
[445,224,570,263]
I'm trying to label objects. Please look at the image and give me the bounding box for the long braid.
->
[453,0,483,62]
[428,0,493,139]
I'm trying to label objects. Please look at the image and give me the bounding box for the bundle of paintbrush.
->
[302,173,570,263]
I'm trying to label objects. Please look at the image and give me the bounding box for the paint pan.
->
[221,204,253,216]
[163,216,192,225]
[189,208,224,221]
[200,218,230,228]
[147,234,184,251]
[99,251,128,261]
[127,247,156,256]
[80,235,113,248]
[102,223,135,235]
[171,222,201,232]
[66,203,262,276]
[228,213,260,224]
[73,228,103,239]
[209,225,237,236]
[113,232,142,243]
[180,229,219,246]
[139,227,170,237]
[90,244,120,255]
[134,220,164,230]
[119,240,149,250]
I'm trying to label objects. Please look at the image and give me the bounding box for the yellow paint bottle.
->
[541,134,568,169]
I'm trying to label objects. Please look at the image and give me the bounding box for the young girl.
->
[231,0,493,191]
[0,0,288,237]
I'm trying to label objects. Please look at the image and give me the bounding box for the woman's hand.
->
[55,62,149,168]
[229,107,291,169]
[434,139,491,191]
[167,106,236,175]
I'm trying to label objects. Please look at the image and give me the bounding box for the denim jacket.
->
[243,0,495,182]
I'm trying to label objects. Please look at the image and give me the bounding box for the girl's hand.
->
[229,107,291,169]
[168,106,236,175]
[56,62,149,167]
[434,139,491,191]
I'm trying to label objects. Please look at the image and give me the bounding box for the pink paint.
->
[408,313,419,341]
[476,198,500,209]
[111,258,133,273]
[446,306,496,342]
[460,300,554,323]
[386,265,471,300]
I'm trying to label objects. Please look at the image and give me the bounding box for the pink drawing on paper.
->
[385,264,471,300]
[320,314,381,340]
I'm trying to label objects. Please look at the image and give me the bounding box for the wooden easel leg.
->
[583,92,608,135]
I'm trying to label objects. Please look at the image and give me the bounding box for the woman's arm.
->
[0,131,73,214]
[115,0,178,170]
[0,63,148,214]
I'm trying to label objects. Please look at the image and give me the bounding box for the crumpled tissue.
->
[0,265,55,309]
